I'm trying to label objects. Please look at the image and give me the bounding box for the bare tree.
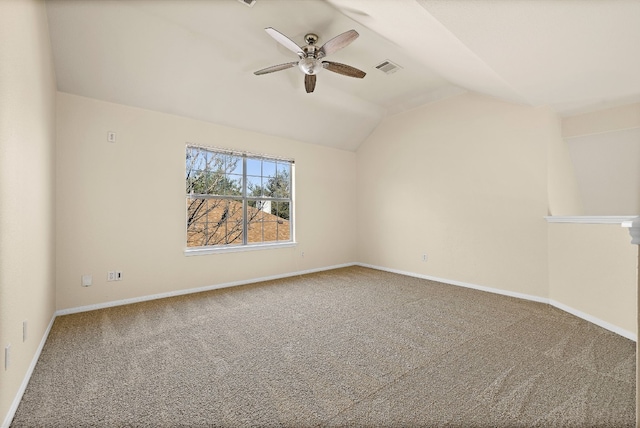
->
[186,148,265,247]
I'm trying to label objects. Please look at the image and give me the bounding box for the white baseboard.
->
[57,261,639,340]
[356,263,549,303]
[56,263,356,316]
[550,299,636,341]
[2,314,56,428]
[357,263,637,342]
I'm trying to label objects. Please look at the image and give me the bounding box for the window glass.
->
[186,146,294,249]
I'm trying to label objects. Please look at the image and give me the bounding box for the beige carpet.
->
[11,266,635,427]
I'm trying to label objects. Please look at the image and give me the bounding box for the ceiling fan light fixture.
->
[298,57,323,75]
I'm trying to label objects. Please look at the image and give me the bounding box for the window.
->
[185,145,294,251]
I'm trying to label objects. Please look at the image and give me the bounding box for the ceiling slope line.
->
[412,0,532,106]
[329,0,533,108]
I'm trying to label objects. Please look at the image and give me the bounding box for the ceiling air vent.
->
[375,60,402,75]
[237,0,256,7]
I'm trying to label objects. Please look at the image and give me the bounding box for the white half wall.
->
[548,223,637,336]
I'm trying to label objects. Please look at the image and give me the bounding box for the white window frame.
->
[184,144,295,255]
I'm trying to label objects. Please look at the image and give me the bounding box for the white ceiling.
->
[45,0,640,151]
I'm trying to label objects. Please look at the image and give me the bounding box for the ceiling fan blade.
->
[318,30,359,58]
[254,62,298,75]
[305,74,316,93]
[322,61,366,78]
[264,27,304,57]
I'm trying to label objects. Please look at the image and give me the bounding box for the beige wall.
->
[356,91,637,337]
[356,93,550,297]
[562,102,640,139]
[561,103,640,215]
[547,117,584,216]
[548,223,637,336]
[548,107,637,337]
[0,0,57,424]
[566,128,640,215]
[55,93,357,310]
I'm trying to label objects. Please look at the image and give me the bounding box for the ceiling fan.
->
[254,27,366,93]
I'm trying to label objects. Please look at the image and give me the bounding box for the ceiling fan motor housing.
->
[299,35,322,75]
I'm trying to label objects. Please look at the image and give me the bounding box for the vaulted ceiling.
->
[46,0,640,151]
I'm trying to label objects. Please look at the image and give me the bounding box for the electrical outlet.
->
[107,271,115,282]
[422,253,428,262]
[301,251,305,257]
[115,271,122,281]
[107,131,116,143]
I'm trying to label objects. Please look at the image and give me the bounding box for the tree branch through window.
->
[186,146,293,248]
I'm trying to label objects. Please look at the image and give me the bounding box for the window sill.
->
[184,241,297,256]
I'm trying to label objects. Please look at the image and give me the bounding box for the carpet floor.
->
[11,266,636,427]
